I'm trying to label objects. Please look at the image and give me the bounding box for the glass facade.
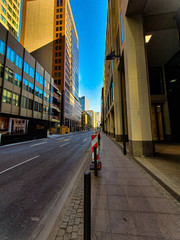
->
[71,30,79,99]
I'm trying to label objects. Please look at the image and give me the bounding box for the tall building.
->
[103,0,180,156]
[95,112,101,128]
[0,23,57,143]
[86,110,96,129]
[20,0,81,131]
[0,0,21,38]
[79,96,89,111]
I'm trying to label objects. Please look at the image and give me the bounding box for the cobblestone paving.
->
[54,151,91,240]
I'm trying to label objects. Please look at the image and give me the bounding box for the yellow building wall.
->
[0,0,21,38]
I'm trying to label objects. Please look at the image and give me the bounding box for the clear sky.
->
[70,0,108,112]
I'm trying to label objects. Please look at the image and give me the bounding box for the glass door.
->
[151,104,164,141]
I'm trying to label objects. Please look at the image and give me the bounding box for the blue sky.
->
[70,0,108,112]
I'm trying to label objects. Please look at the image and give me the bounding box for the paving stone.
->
[66,226,72,233]
[60,222,67,229]
[72,225,79,232]
[57,229,65,237]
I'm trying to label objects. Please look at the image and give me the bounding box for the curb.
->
[47,145,91,240]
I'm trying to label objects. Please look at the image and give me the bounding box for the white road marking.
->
[0,155,40,175]
[83,138,87,142]
[30,142,47,147]
[59,143,70,148]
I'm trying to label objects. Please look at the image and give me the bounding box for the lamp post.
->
[106,51,126,155]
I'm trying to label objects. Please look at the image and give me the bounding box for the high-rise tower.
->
[21,0,81,130]
[0,0,21,38]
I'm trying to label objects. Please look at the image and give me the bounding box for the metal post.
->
[84,171,91,240]
[94,146,97,176]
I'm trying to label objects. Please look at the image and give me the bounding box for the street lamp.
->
[106,50,126,155]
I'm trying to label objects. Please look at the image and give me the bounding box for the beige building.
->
[81,111,90,131]
[0,0,21,38]
[86,110,96,129]
[21,0,81,131]
[95,112,101,128]
[103,0,180,156]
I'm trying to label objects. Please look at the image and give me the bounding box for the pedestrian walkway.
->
[116,141,180,201]
[91,133,180,239]
[52,132,180,240]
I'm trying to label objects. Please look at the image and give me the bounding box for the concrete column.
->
[113,61,123,141]
[110,111,115,138]
[124,14,154,156]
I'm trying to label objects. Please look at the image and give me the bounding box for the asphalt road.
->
[0,131,92,240]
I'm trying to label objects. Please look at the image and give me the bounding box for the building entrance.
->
[151,104,164,142]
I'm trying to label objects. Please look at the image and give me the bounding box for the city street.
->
[0,131,92,240]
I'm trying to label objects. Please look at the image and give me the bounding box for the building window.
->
[3,89,12,104]
[12,92,20,106]
[44,79,47,88]
[7,47,15,63]
[60,27,62,31]
[27,99,33,110]
[39,89,43,99]
[56,15,59,19]
[59,33,62,37]
[39,103,43,113]
[120,11,123,43]
[39,75,43,85]
[57,0,59,7]
[29,82,34,94]
[60,14,62,18]
[56,9,59,13]
[35,86,39,97]
[58,80,61,85]
[0,14,6,23]
[1,5,6,14]
[0,39,5,55]
[21,96,27,108]
[56,33,58,38]
[5,67,13,83]
[0,63,4,78]
[14,73,21,87]
[24,61,30,74]
[36,72,40,82]
[60,0,63,6]
[34,101,38,111]
[16,54,23,69]
[60,20,62,25]
[60,8,62,12]
[56,27,58,31]
[23,78,29,91]
[56,21,59,25]
[2,0,7,6]
[30,67,35,78]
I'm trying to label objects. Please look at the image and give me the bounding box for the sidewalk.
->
[52,132,180,240]
[91,133,180,239]
[116,141,180,201]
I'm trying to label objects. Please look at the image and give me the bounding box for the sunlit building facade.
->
[20,0,81,131]
[0,0,21,38]
[103,0,180,156]
[86,110,96,130]
[0,23,55,143]
[79,96,89,111]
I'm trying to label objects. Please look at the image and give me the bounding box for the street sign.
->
[91,134,99,162]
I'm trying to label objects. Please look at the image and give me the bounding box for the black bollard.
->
[94,146,97,177]
[84,171,91,240]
